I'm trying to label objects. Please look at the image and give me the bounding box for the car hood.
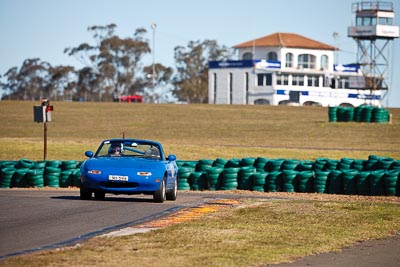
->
[82,157,165,177]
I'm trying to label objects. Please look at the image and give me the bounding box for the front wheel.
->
[153,179,166,203]
[80,186,92,200]
[166,178,177,201]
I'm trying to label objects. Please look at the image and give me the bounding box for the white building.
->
[208,32,383,107]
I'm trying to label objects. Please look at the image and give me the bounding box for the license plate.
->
[108,175,128,181]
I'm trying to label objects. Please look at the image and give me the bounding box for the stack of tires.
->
[0,161,17,188]
[60,161,78,187]
[329,105,390,123]
[2,157,398,197]
[328,106,338,122]
[176,161,195,190]
[0,159,82,188]
[173,156,400,196]
[45,160,62,187]
[238,166,256,190]
[220,168,239,190]
[206,167,224,190]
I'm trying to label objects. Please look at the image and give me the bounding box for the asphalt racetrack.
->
[1,189,399,266]
[0,189,236,258]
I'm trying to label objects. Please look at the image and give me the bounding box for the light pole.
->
[151,23,157,103]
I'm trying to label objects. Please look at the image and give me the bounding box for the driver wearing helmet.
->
[108,143,122,156]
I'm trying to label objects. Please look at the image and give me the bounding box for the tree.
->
[47,65,75,100]
[2,58,52,100]
[64,24,153,101]
[173,40,233,103]
[1,59,76,101]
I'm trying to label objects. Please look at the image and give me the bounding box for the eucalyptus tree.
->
[64,24,152,101]
[2,58,52,100]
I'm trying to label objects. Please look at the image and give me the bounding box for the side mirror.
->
[85,151,94,158]
[167,154,176,161]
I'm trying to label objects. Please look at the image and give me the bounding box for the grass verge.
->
[2,198,400,267]
[0,101,399,160]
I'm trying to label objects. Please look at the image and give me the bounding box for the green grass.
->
[2,199,400,267]
[1,101,399,266]
[0,101,399,161]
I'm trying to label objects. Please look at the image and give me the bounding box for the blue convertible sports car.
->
[80,138,178,203]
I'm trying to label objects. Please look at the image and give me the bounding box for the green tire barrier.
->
[313,158,328,171]
[13,168,30,187]
[342,169,358,195]
[1,167,16,188]
[238,166,256,190]
[212,158,228,168]
[328,170,343,194]
[17,159,34,169]
[251,173,267,192]
[188,172,205,191]
[314,171,329,193]
[383,170,399,196]
[329,105,390,123]
[206,167,224,191]
[27,169,44,188]
[45,166,61,187]
[266,171,281,192]
[1,157,399,197]
[370,170,385,196]
[221,168,239,190]
[325,160,339,171]
[0,159,84,189]
[281,170,298,192]
[177,165,193,190]
[328,106,338,122]
[196,159,214,172]
[281,159,300,171]
[297,170,314,193]
[254,157,268,172]
[356,171,371,196]
[265,159,284,172]
[240,157,255,166]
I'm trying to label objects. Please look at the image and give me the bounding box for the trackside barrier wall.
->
[176,156,400,196]
[328,106,390,123]
[1,156,399,197]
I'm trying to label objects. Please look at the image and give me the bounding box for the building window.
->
[379,17,393,25]
[292,75,304,86]
[267,52,278,61]
[277,73,289,85]
[213,73,217,104]
[243,52,253,60]
[257,74,263,86]
[321,55,328,70]
[338,77,349,89]
[307,75,320,87]
[298,54,316,69]
[245,72,249,104]
[285,53,293,67]
[229,73,233,104]
[257,73,272,86]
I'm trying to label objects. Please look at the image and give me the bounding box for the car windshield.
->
[95,140,161,160]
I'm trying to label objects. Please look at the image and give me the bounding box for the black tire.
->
[166,178,177,201]
[80,186,92,200]
[94,190,106,200]
[153,179,166,203]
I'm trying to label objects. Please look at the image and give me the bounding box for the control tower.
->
[348,1,399,105]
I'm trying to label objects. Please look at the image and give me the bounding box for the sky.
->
[1,0,399,107]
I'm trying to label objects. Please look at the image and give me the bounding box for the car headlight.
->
[88,170,102,174]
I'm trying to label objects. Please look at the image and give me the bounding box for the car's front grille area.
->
[100,181,139,188]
